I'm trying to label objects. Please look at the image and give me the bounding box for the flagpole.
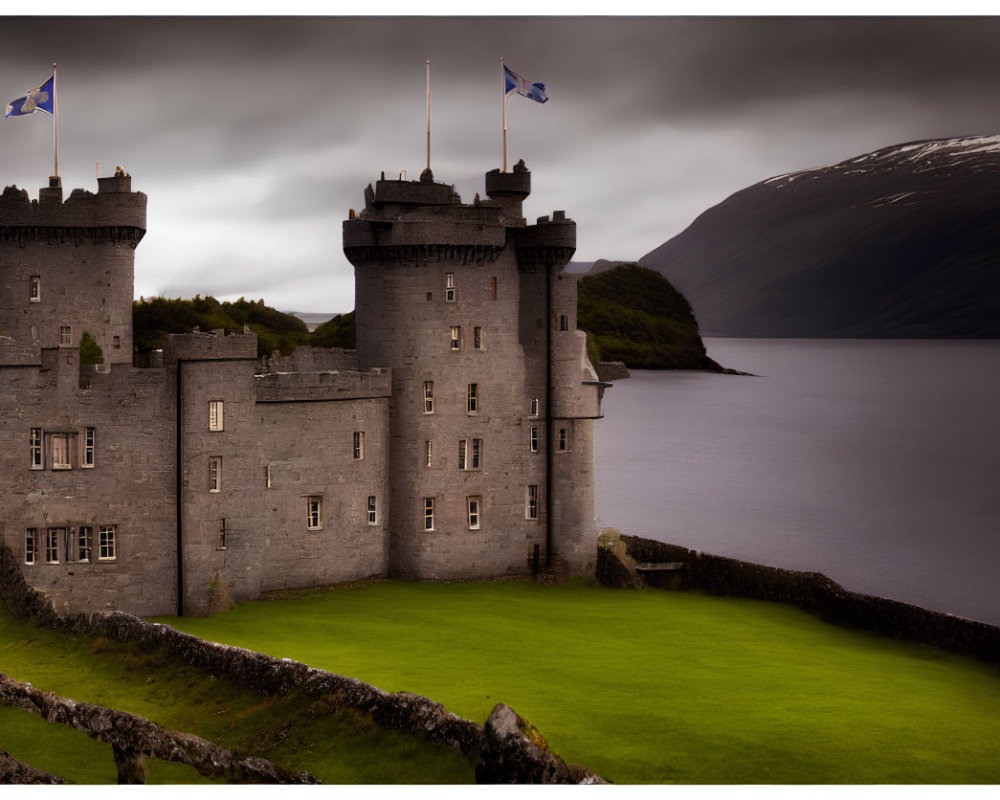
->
[426,59,431,173]
[501,57,508,173]
[52,62,59,180]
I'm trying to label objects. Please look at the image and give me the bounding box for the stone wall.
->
[597,529,1000,663]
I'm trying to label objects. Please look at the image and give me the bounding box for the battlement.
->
[255,367,391,404]
[162,329,258,364]
[0,173,146,244]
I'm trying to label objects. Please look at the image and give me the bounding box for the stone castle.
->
[0,161,606,616]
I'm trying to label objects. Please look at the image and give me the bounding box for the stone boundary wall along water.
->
[597,529,1000,663]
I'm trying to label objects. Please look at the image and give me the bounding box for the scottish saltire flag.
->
[503,65,548,104]
[5,74,54,118]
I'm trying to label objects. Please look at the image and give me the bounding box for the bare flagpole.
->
[501,57,508,173]
[426,59,431,173]
[52,62,59,180]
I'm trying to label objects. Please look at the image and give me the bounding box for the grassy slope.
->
[155,579,1000,785]
[0,611,474,784]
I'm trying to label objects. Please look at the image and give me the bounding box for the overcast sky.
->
[2,14,1000,313]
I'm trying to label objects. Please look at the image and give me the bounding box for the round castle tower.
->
[344,161,605,579]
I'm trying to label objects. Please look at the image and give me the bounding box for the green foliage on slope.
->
[577,263,720,369]
[310,310,356,349]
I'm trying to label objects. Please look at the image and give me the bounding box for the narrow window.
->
[424,497,435,531]
[59,325,71,345]
[450,326,461,350]
[209,400,224,431]
[472,438,482,469]
[425,440,433,467]
[77,526,92,563]
[467,496,481,530]
[307,496,323,530]
[490,276,497,300]
[559,315,569,331]
[45,528,61,564]
[209,456,222,492]
[113,335,121,350]
[529,398,539,417]
[445,272,456,302]
[353,431,365,460]
[458,439,468,470]
[423,381,434,414]
[29,427,42,469]
[474,326,482,349]
[529,425,538,453]
[83,427,95,467]
[52,433,71,469]
[527,485,539,520]
[29,275,40,303]
[265,464,272,488]
[467,383,478,414]
[98,526,116,561]
[367,495,378,525]
[25,529,36,565]
[559,428,568,451]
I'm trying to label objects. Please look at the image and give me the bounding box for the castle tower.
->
[0,173,146,368]
[344,162,606,579]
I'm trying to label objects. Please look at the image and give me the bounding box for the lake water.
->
[594,339,1000,626]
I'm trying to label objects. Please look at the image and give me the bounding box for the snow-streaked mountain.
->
[639,135,1000,338]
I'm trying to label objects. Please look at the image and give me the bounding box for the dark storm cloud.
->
[3,15,1000,311]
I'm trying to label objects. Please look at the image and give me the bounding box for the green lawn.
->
[156,578,1000,784]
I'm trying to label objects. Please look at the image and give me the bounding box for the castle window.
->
[113,335,121,350]
[209,401,224,431]
[265,464,272,488]
[445,273,456,302]
[467,496,482,530]
[472,438,482,469]
[307,496,323,530]
[423,381,434,413]
[25,529,37,565]
[425,440,433,467]
[559,428,569,451]
[52,434,71,469]
[530,426,538,453]
[29,276,40,303]
[490,276,497,300]
[83,427,95,467]
[474,327,483,349]
[98,526,116,561]
[459,438,483,470]
[45,528,62,564]
[59,326,71,345]
[467,383,478,414]
[559,315,569,331]
[353,431,365,460]
[424,497,435,531]
[450,326,461,350]
[367,495,378,525]
[527,485,539,520]
[29,427,43,469]
[458,439,467,470]
[529,398,539,417]
[209,457,222,492]
[77,526,92,563]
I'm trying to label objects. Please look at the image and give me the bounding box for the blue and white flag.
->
[503,65,548,104]
[6,74,55,118]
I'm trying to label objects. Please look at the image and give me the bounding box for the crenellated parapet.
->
[162,329,258,364]
[514,211,576,268]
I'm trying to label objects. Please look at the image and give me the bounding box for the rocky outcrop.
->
[0,749,64,784]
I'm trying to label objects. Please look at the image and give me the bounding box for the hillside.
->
[640,135,1000,338]
[577,264,723,370]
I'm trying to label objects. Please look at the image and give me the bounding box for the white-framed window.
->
[265,464,272,488]
[445,272,456,302]
[29,275,40,303]
[98,526,116,561]
[29,427,43,469]
[459,438,483,470]
[25,529,37,565]
[353,431,365,460]
[472,438,482,469]
[83,427,95,467]
[467,383,478,414]
[209,400,224,431]
[559,428,569,451]
[367,495,378,525]
[45,528,61,564]
[52,433,71,470]
[77,526,92,563]
[209,456,222,492]
[59,325,71,345]
[307,496,323,530]
[527,485,539,520]
[425,440,433,467]
[423,381,434,414]
[458,439,467,470]
[529,426,538,453]
[467,496,482,530]
[474,327,483,349]
[423,497,435,531]
[450,326,461,350]
[529,398,539,417]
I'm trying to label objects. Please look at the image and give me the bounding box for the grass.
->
[152,578,1000,784]
[0,610,474,784]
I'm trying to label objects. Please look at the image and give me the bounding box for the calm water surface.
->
[594,339,1000,625]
